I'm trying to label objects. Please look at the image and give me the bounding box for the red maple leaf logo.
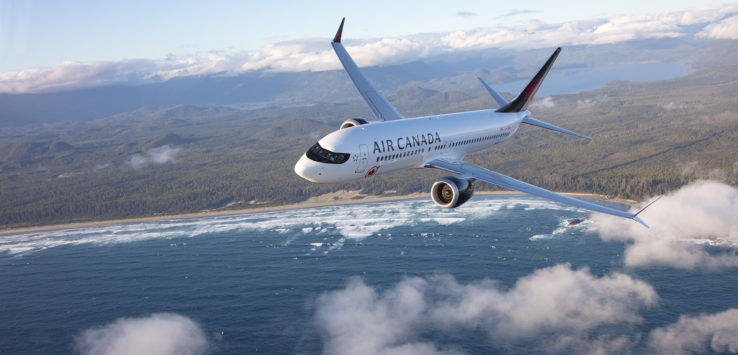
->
[365,166,379,177]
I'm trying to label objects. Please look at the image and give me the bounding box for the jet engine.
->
[431,177,474,208]
[339,118,369,129]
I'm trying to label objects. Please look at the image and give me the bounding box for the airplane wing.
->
[425,159,649,227]
[331,18,404,121]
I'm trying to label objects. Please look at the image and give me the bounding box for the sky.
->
[1,0,737,93]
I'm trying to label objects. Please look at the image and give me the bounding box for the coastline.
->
[0,190,633,236]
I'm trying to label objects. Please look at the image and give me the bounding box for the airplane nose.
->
[294,155,322,182]
[294,155,309,179]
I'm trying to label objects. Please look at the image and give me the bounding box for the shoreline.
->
[0,191,632,236]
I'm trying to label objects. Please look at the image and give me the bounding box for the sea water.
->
[1,196,735,354]
[497,62,688,96]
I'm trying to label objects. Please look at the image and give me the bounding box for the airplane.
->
[294,18,654,227]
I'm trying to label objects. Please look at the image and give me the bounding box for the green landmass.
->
[1,65,737,229]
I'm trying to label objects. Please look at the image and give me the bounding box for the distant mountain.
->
[144,133,188,150]
[1,37,732,127]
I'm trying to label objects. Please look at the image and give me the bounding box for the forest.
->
[1,65,737,229]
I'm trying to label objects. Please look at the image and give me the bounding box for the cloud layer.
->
[591,180,738,270]
[648,309,738,354]
[649,309,738,355]
[315,264,657,354]
[315,266,738,354]
[75,313,208,355]
[698,14,738,40]
[2,5,738,93]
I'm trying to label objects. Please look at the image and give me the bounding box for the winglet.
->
[333,18,345,43]
[497,47,561,113]
[632,196,662,228]
[633,216,650,229]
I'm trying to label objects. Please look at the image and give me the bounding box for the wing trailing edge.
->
[497,47,561,113]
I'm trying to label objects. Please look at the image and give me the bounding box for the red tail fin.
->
[497,47,561,113]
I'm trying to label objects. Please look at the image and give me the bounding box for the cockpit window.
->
[305,143,350,164]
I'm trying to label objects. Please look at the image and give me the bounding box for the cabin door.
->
[355,144,368,173]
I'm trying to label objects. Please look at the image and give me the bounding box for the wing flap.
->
[331,19,403,121]
[426,159,648,227]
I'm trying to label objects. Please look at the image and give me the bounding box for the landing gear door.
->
[355,144,368,173]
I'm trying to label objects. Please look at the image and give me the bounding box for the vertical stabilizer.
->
[497,47,561,113]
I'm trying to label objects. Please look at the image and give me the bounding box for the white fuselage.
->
[295,110,526,183]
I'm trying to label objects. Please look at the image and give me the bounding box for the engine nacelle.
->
[431,176,474,208]
[339,118,369,129]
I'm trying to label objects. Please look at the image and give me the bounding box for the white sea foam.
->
[530,218,592,241]
[0,196,579,255]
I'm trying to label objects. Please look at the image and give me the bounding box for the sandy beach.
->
[0,190,632,236]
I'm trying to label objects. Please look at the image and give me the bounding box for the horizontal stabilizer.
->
[478,77,509,108]
[523,117,591,140]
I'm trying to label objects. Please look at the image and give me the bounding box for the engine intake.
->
[431,177,474,208]
[340,118,369,129]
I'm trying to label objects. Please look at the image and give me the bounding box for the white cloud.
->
[648,309,738,354]
[314,264,656,354]
[315,276,457,355]
[575,97,598,110]
[456,11,477,18]
[125,145,181,169]
[698,14,738,39]
[75,313,209,355]
[531,96,556,109]
[238,39,336,72]
[499,9,538,18]
[590,180,738,270]
[148,51,251,81]
[0,59,158,94]
[2,4,738,94]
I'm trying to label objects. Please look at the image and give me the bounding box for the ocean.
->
[1,195,736,354]
[495,62,687,97]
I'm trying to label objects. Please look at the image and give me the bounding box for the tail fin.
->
[497,47,561,113]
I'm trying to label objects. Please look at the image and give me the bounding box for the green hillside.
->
[1,66,737,229]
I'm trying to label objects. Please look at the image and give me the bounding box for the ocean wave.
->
[0,196,582,255]
[530,218,592,240]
